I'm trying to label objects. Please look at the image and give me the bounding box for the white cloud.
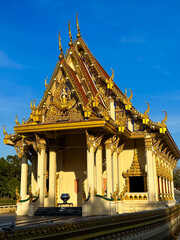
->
[0,50,22,69]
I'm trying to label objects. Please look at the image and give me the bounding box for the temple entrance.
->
[129,176,144,192]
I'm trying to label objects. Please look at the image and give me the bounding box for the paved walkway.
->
[0,213,85,231]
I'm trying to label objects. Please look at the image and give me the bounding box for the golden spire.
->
[15,115,20,126]
[45,77,48,88]
[76,13,81,38]
[144,102,150,118]
[58,32,64,59]
[68,20,73,46]
[161,110,167,127]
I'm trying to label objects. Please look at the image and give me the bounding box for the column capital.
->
[117,143,125,157]
[85,130,103,152]
[105,135,119,153]
[144,135,153,151]
[35,134,46,153]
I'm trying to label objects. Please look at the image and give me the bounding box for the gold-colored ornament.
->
[159,110,167,133]
[106,68,114,89]
[142,102,150,124]
[15,115,20,126]
[125,89,133,110]
[68,20,73,46]
[76,13,81,38]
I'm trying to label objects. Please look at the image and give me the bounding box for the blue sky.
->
[0,0,180,165]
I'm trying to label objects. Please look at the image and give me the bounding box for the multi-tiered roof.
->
[3,15,180,165]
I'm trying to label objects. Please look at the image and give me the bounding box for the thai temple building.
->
[3,16,180,216]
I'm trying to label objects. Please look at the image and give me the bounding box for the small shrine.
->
[3,15,180,216]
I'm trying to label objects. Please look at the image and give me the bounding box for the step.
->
[35,207,82,216]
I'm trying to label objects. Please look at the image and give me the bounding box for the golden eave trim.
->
[14,120,118,134]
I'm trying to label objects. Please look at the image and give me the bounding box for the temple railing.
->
[124,192,148,200]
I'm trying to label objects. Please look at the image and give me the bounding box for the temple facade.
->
[3,17,180,216]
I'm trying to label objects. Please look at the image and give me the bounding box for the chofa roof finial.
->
[76,13,81,38]
[58,31,64,60]
[68,20,73,46]
[161,110,167,128]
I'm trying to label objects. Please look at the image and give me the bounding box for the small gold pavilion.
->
[3,16,180,216]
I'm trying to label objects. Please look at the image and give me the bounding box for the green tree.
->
[0,155,21,199]
[173,167,180,189]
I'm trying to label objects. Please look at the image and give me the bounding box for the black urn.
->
[61,193,70,204]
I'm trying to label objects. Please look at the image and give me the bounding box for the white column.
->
[112,151,118,192]
[96,146,103,195]
[110,98,115,120]
[31,155,37,195]
[105,140,113,198]
[152,153,158,201]
[158,176,162,197]
[37,139,46,207]
[145,135,156,202]
[171,170,175,199]
[87,144,95,198]
[118,151,124,193]
[49,148,57,207]
[20,145,28,199]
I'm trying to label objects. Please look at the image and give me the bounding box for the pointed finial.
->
[15,115,20,126]
[76,13,81,38]
[161,110,167,127]
[68,20,73,46]
[58,31,64,59]
[144,102,150,118]
[45,77,48,88]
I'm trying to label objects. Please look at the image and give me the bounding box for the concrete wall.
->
[0,205,17,214]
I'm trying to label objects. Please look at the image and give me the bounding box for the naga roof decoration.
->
[3,15,180,161]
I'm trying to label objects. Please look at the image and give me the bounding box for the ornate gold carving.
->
[144,136,152,150]
[142,102,150,124]
[159,110,167,133]
[105,135,119,153]
[123,149,146,177]
[14,137,28,159]
[45,77,48,88]
[117,143,125,157]
[125,89,133,110]
[116,109,127,132]
[3,125,8,144]
[85,130,95,151]
[30,99,42,123]
[16,186,21,203]
[111,184,120,201]
[15,115,20,126]
[106,68,114,89]
[35,135,46,153]
[45,78,81,122]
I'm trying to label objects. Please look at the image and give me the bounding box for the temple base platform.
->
[34,207,82,216]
